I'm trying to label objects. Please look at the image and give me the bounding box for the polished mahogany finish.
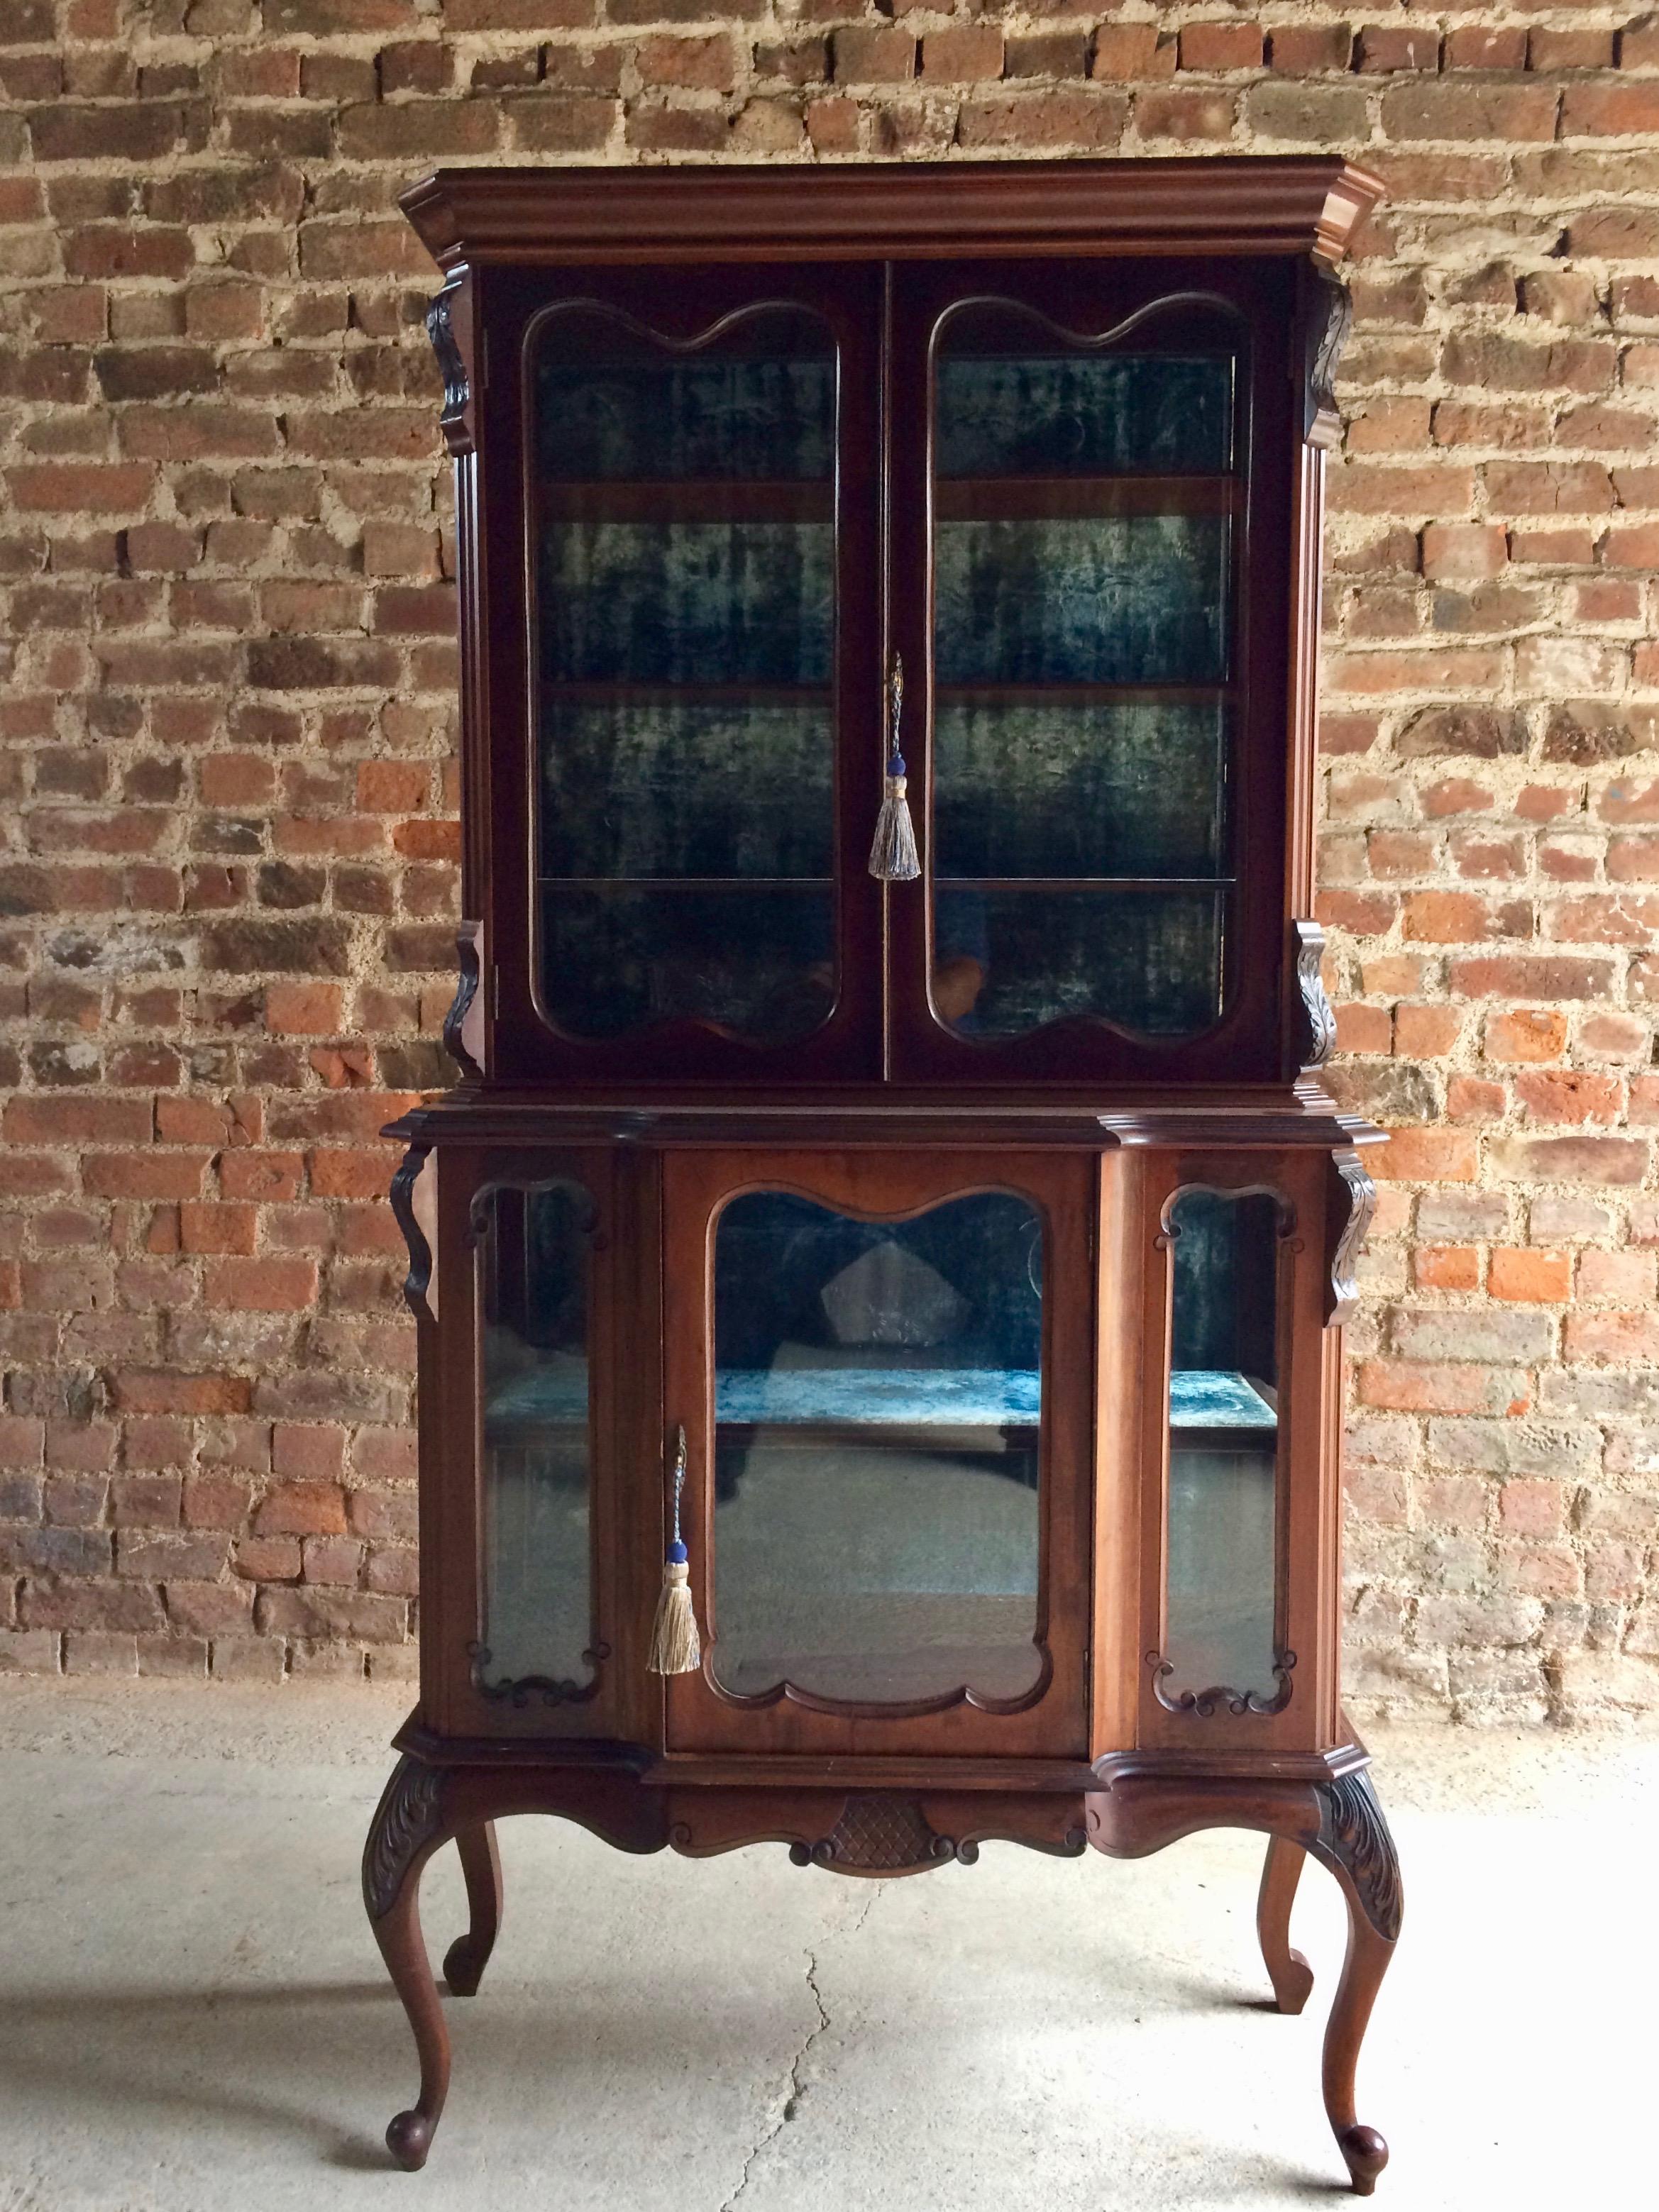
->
[367,156,1400,2196]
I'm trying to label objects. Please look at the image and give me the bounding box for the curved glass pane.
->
[1162,1189,1282,1708]
[531,304,838,1045]
[476,1183,595,1693]
[711,1190,1044,1705]
[930,302,1240,1043]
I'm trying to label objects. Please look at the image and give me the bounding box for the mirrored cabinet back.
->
[364,158,1402,2199]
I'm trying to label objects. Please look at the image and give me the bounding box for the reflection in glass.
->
[1161,1189,1283,1710]
[540,886,833,1044]
[937,887,1222,1040]
[532,304,837,1044]
[711,1191,1045,1705]
[475,1184,595,1693]
[930,304,1239,1044]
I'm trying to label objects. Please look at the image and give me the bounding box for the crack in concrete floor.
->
[721,1887,881,2212]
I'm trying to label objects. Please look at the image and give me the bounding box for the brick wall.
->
[1,0,1657,1721]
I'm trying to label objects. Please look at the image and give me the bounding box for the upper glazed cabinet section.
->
[404,160,1382,1093]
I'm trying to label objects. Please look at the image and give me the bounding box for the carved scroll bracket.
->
[363,1755,448,1922]
[426,273,475,460]
[443,918,485,1079]
[1301,260,1352,451]
[1291,918,1337,1072]
[390,1144,438,1324]
[1326,1147,1377,1325]
[1317,1769,1403,1942]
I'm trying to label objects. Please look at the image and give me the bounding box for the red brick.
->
[265,982,342,1036]
[178,1203,256,1256]
[1357,1363,1525,1415]
[1394,1005,1462,1058]
[832,26,913,82]
[1445,28,1526,71]
[921,26,1003,81]
[201,1258,319,1312]
[1266,26,1350,73]
[1513,1071,1624,1127]
[1335,1002,1391,1054]
[1413,1246,1480,1291]
[1179,23,1261,71]
[1565,1310,1659,1364]
[1489,1249,1572,1303]
[253,1481,346,1538]
[1357,26,1439,73]
[82,1154,209,1201]
[1486,1010,1569,1063]
[1372,1129,1480,1183]
[1091,26,1174,81]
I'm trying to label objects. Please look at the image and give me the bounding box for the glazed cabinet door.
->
[478,262,884,1086]
[885,258,1296,1087]
[661,1149,1093,1757]
[412,1144,656,1741]
[1134,1149,1341,1754]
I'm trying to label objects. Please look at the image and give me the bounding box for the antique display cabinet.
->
[369,156,1399,2191]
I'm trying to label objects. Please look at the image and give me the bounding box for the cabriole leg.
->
[444,1821,503,1997]
[1256,1834,1313,2014]
[1312,1771,1402,2196]
[363,1756,453,2172]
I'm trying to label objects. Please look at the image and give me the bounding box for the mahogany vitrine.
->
[368,156,1399,2194]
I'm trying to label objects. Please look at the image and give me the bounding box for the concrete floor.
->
[0,1684,1651,2212]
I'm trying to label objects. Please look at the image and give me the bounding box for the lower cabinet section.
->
[402,1134,1365,1762]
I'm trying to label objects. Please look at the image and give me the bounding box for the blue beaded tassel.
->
[868,651,920,883]
[647,1425,700,1676]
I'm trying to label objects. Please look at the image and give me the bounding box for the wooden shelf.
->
[935,683,1231,707]
[539,480,833,524]
[937,876,1232,893]
[541,683,831,706]
[536,477,1231,524]
[534,875,1228,893]
[537,876,832,890]
[935,474,1238,522]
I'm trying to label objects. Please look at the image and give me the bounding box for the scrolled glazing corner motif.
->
[1301,263,1352,450]
[467,1639,609,1708]
[363,1755,447,1921]
[1318,1769,1403,1941]
[1327,1148,1377,1324]
[1145,1647,1296,1718]
[788,1795,967,1874]
[1291,919,1337,1070]
[1156,1183,1299,1252]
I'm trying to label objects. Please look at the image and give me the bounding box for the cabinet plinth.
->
[367,155,1399,2196]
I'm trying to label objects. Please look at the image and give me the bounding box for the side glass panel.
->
[711,1190,1044,1705]
[1159,1188,1283,1710]
[475,1183,597,1695]
[930,304,1240,1042]
[531,304,839,1046]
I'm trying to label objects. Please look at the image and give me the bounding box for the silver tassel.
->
[869,651,920,883]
